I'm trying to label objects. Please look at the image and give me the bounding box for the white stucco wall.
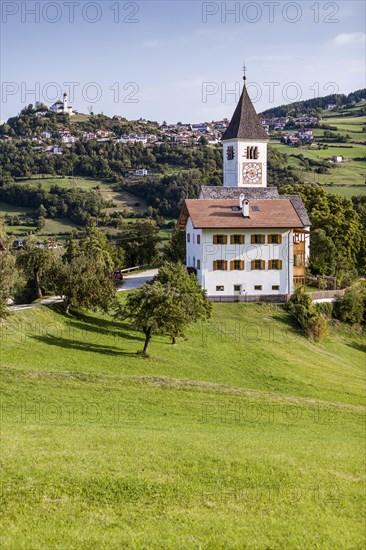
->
[186,219,294,296]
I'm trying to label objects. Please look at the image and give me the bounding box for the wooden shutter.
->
[268,260,272,270]
[213,260,217,271]
[223,261,228,270]
[278,260,283,269]
[261,260,265,270]
[251,260,255,270]
[223,235,228,245]
[213,235,218,244]
[269,234,283,244]
[230,260,234,270]
[240,260,245,270]
[260,235,265,244]
[251,235,255,244]
[231,235,245,244]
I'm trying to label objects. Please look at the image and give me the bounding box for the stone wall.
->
[207,294,290,303]
[307,289,346,300]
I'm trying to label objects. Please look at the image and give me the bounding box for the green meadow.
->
[271,105,366,195]
[13,177,148,214]
[1,300,365,549]
[1,177,149,240]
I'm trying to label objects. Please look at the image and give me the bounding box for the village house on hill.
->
[178,73,310,302]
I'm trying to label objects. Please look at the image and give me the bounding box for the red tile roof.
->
[178,199,304,229]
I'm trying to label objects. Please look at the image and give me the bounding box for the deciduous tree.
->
[118,263,212,354]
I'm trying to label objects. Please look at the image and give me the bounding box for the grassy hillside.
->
[1,177,148,240]
[1,301,364,548]
[270,103,366,196]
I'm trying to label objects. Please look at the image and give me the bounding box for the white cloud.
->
[333,33,366,45]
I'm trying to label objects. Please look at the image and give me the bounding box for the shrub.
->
[305,315,330,341]
[333,288,365,324]
[285,289,314,329]
[286,289,330,341]
[315,302,333,317]
[0,299,9,319]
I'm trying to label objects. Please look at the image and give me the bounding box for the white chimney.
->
[240,195,249,218]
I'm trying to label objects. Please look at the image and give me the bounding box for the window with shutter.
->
[215,260,227,270]
[252,260,264,270]
[251,234,265,244]
[231,260,243,270]
[294,254,304,267]
[231,234,245,245]
[269,259,282,270]
[213,235,227,245]
[268,234,282,244]
[197,235,201,244]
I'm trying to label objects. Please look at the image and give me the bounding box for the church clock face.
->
[243,162,262,185]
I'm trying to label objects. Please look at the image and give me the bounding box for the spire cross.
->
[243,62,247,82]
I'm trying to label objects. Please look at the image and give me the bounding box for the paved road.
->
[7,296,64,312]
[117,269,158,291]
[6,269,159,311]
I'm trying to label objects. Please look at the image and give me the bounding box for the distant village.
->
[0,93,344,168]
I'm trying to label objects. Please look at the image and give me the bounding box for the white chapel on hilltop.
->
[178,72,311,301]
[50,92,74,116]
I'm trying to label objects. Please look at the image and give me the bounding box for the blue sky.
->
[1,0,365,123]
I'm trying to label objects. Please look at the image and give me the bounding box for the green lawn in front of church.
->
[1,300,364,549]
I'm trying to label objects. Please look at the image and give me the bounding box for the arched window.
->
[246,146,259,159]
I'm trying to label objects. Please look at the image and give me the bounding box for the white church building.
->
[178,74,310,301]
[50,93,74,116]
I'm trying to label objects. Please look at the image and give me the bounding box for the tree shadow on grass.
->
[346,341,366,354]
[67,320,145,342]
[47,304,144,342]
[48,304,122,330]
[32,335,137,356]
[271,311,298,328]
[70,308,121,330]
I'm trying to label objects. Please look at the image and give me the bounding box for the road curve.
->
[117,269,158,291]
[7,296,64,312]
[6,269,159,311]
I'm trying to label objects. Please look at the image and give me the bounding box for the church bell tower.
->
[222,69,268,188]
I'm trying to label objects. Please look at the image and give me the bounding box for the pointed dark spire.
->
[222,76,268,141]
